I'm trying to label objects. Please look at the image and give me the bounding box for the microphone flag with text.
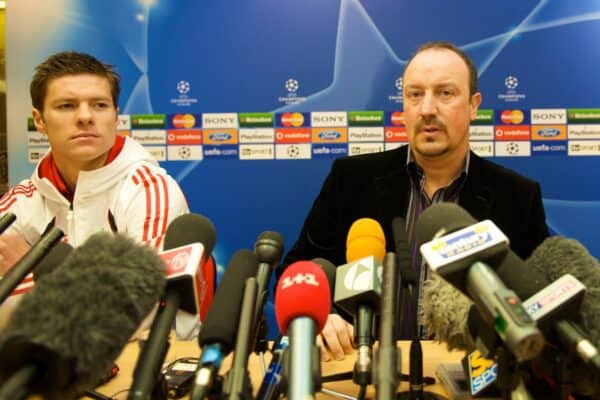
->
[0,232,166,400]
[416,202,544,363]
[275,260,331,400]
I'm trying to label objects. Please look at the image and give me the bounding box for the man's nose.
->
[419,92,437,116]
[76,103,93,123]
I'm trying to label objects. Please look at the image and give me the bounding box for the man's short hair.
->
[404,42,479,96]
[30,51,120,111]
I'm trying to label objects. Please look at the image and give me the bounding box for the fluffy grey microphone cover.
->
[421,273,475,351]
[0,232,166,399]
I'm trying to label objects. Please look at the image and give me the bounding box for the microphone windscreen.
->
[421,274,474,351]
[415,202,476,244]
[311,257,336,293]
[254,230,285,265]
[0,232,166,399]
[164,213,217,254]
[346,218,386,263]
[198,249,259,351]
[32,242,73,281]
[527,236,600,345]
[275,261,331,334]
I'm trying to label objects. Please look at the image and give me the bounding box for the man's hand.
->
[316,313,355,361]
[0,233,31,275]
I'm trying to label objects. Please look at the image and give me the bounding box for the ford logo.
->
[209,132,232,141]
[318,131,342,140]
[538,128,560,137]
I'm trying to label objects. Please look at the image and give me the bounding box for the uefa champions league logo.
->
[395,77,403,91]
[285,78,299,93]
[278,77,306,105]
[498,75,525,103]
[171,80,198,107]
[176,80,191,95]
[504,76,518,90]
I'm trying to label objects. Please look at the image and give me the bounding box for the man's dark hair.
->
[404,42,479,96]
[30,51,120,111]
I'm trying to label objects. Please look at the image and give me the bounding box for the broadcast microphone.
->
[373,252,400,400]
[0,226,64,304]
[256,257,335,400]
[0,213,16,234]
[32,242,73,281]
[252,231,285,353]
[334,218,385,388]
[0,232,166,400]
[191,249,260,400]
[129,214,216,400]
[275,260,331,400]
[416,203,544,362]
[162,213,218,319]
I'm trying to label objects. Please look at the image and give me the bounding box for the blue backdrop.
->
[7,0,600,337]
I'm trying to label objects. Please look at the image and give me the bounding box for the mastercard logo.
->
[281,112,305,127]
[172,114,196,129]
[390,111,404,126]
[500,110,524,124]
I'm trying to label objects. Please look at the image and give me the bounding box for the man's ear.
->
[32,108,47,134]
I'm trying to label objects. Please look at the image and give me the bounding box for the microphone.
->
[162,213,217,320]
[0,213,16,234]
[0,232,166,400]
[191,249,260,400]
[275,260,331,400]
[129,213,216,400]
[0,226,64,304]
[416,202,544,362]
[252,231,285,353]
[255,257,335,400]
[334,218,385,387]
[374,252,400,400]
[32,242,73,281]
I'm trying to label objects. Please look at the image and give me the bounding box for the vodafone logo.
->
[500,110,524,124]
[281,112,305,127]
[390,111,404,126]
[172,114,197,129]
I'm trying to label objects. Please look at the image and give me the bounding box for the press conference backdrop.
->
[6,0,600,336]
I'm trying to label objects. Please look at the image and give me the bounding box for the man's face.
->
[402,48,481,160]
[32,74,119,171]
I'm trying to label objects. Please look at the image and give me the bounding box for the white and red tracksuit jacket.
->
[0,136,201,338]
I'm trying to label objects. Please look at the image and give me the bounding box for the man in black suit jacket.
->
[282,42,549,361]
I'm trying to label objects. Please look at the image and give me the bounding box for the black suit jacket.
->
[283,145,549,268]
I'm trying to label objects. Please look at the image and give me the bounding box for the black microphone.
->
[392,217,445,400]
[129,214,216,400]
[0,232,166,400]
[0,213,16,234]
[0,226,64,304]
[252,231,285,353]
[32,242,73,281]
[374,252,400,400]
[416,202,544,362]
[191,249,260,400]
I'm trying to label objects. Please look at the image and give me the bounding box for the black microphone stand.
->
[396,267,445,400]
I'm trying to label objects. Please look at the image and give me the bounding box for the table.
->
[92,338,465,399]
